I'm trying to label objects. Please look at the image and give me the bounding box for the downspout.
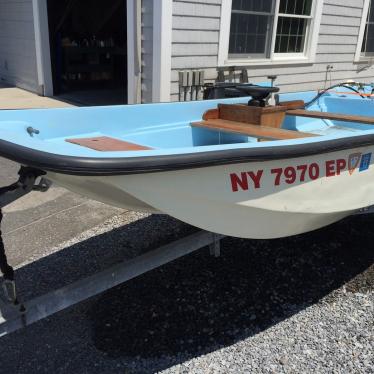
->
[127,0,142,104]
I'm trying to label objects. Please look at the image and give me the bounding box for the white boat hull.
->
[47,145,374,239]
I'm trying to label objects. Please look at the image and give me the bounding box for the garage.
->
[46,0,128,106]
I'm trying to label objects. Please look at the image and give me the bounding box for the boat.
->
[1,84,374,239]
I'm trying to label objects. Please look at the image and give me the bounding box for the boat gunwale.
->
[1,134,374,175]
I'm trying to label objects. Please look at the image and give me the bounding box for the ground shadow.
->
[1,213,373,373]
[88,215,373,371]
[8,214,195,301]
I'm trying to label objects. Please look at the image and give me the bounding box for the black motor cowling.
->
[203,83,279,107]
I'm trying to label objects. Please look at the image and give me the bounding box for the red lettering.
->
[271,168,283,186]
[336,159,346,175]
[230,172,248,192]
[284,167,297,184]
[297,165,308,182]
[326,160,335,177]
[247,170,263,189]
[309,163,320,180]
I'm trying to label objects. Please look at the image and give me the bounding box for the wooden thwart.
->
[66,136,152,151]
[192,119,316,140]
[195,100,313,140]
[287,109,374,124]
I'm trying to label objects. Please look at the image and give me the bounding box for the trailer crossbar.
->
[0,231,224,337]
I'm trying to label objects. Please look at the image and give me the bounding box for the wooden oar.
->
[287,109,374,125]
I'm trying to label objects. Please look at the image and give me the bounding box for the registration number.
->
[230,153,372,192]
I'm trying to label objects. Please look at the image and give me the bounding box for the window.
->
[229,1,274,58]
[275,0,313,54]
[358,0,374,59]
[218,0,323,66]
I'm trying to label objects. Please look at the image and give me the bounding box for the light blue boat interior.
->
[1,89,374,158]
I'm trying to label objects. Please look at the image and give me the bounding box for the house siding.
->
[142,0,153,103]
[0,0,38,92]
[170,0,374,101]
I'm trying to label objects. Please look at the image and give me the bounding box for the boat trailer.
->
[0,168,223,337]
[1,167,374,337]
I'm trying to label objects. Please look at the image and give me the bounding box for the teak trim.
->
[66,136,152,151]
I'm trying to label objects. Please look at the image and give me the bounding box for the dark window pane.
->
[362,1,374,55]
[288,36,297,52]
[296,36,303,52]
[369,1,374,22]
[229,13,272,55]
[362,22,374,54]
[366,23,374,52]
[368,35,374,53]
[232,0,273,13]
[275,16,307,53]
[256,36,267,53]
[279,0,313,15]
[275,35,288,53]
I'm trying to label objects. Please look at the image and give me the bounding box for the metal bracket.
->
[0,167,51,309]
[0,167,50,209]
[2,280,17,304]
[353,205,374,215]
[33,178,52,193]
[209,233,222,258]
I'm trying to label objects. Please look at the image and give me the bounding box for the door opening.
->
[46,0,128,106]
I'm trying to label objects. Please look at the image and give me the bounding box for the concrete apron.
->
[0,85,123,266]
[0,83,73,109]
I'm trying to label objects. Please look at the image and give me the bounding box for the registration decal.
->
[230,153,372,192]
[359,153,372,172]
[348,153,362,175]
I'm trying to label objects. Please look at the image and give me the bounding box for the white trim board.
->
[218,0,324,67]
[32,0,53,96]
[152,0,172,102]
[355,0,371,62]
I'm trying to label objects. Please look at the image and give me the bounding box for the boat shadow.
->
[88,214,373,370]
[4,213,374,371]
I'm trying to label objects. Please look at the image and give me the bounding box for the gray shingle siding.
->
[170,0,374,101]
[0,0,38,92]
[1,0,371,103]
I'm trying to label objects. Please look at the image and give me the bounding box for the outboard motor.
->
[203,82,248,100]
[203,82,280,107]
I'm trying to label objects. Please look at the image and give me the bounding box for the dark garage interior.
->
[47,0,128,106]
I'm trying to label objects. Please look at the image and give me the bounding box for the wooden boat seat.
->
[66,136,153,151]
[191,119,316,140]
[287,109,374,124]
[191,101,315,140]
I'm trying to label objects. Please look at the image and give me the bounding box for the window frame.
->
[218,0,324,67]
[355,0,373,62]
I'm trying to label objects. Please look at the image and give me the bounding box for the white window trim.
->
[355,0,371,62]
[218,0,324,67]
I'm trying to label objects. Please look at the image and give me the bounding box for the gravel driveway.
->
[0,208,372,373]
